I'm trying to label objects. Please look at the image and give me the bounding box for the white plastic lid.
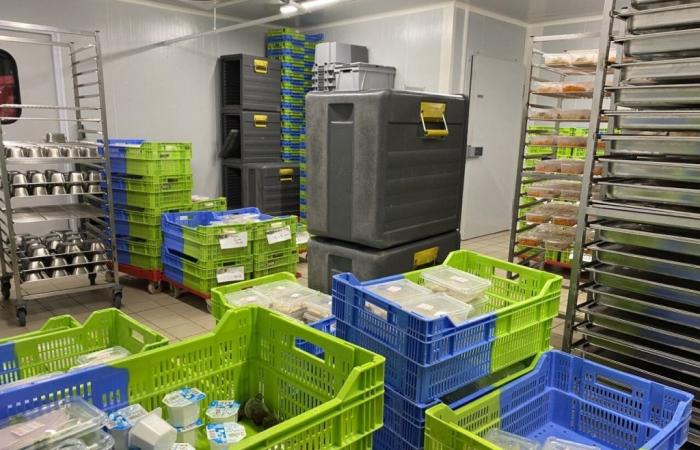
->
[421,266,491,301]
[206,401,239,420]
[72,346,131,369]
[162,387,206,408]
[171,444,195,450]
[206,422,246,445]
[0,397,107,450]
[224,290,272,308]
[253,281,315,302]
[105,404,149,431]
[402,293,474,324]
[366,279,431,305]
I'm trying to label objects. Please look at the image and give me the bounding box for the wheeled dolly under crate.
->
[116,263,164,295]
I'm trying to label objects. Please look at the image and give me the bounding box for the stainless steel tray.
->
[617,28,700,57]
[580,304,699,353]
[632,0,700,10]
[576,323,700,375]
[617,57,700,84]
[603,134,700,155]
[602,157,700,182]
[587,285,700,328]
[623,3,700,32]
[609,83,700,107]
[588,263,700,307]
[589,201,700,229]
[590,242,700,281]
[609,111,700,131]
[600,179,700,208]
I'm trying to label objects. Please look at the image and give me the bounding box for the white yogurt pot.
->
[129,412,177,450]
[175,419,203,447]
[162,387,206,428]
[205,401,240,424]
[206,422,246,450]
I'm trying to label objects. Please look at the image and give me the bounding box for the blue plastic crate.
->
[282,155,302,163]
[374,426,419,450]
[296,316,336,358]
[281,102,304,111]
[305,32,324,42]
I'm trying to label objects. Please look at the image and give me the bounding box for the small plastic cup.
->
[105,404,149,450]
[129,412,177,450]
[175,419,203,447]
[162,387,206,427]
[206,422,246,450]
[205,401,240,424]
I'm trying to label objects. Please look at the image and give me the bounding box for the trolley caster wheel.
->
[105,271,115,283]
[16,308,26,327]
[88,273,97,286]
[147,281,161,295]
[171,286,183,298]
[2,282,11,301]
[112,291,123,309]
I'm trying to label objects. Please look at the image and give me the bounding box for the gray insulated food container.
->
[220,54,281,112]
[220,111,281,161]
[306,90,468,249]
[307,230,460,294]
[223,160,300,217]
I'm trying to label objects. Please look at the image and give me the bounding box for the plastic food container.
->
[175,419,203,447]
[205,401,239,424]
[0,397,107,450]
[532,81,563,94]
[562,81,593,94]
[72,346,131,369]
[105,404,149,450]
[535,159,561,173]
[299,291,332,323]
[484,428,540,450]
[529,108,558,120]
[551,213,578,227]
[543,437,601,450]
[162,387,206,427]
[517,230,543,248]
[557,136,587,148]
[402,293,474,324]
[253,280,314,302]
[529,135,557,146]
[543,53,573,67]
[129,411,177,450]
[366,279,431,305]
[558,181,583,200]
[206,422,246,450]
[560,159,585,174]
[557,109,590,120]
[224,289,272,308]
[48,431,115,450]
[569,50,598,67]
[527,180,562,199]
[421,266,491,303]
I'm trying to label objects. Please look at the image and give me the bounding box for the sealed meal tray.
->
[535,159,562,173]
[47,430,115,450]
[224,289,273,308]
[529,108,558,120]
[557,109,590,121]
[557,136,587,148]
[401,293,474,324]
[543,53,573,67]
[559,159,585,174]
[532,81,563,94]
[525,205,553,224]
[366,279,431,305]
[253,280,314,301]
[529,135,558,146]
[527,180,563,199]
[517,228,544,248]
[0,397,107,450]
[299,291,332,323]
[420,266,491,303]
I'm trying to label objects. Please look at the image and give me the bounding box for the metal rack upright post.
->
[0,20,122,325]
[562,0,700,445]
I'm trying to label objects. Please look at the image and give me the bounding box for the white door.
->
[460,55,525,239]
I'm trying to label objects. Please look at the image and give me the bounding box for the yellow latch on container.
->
[413,246,439,268]
[254,114,268,128]
[420,101,449,138]
[254,59,268,74]
[279,168,294,182]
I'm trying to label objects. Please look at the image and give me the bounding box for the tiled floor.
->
[0,230,567,347]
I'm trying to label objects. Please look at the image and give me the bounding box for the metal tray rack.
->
[507,32,605,272]
[0,20,121,325]
[563,1,700,445]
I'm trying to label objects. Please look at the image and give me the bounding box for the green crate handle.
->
[0,315,81,345]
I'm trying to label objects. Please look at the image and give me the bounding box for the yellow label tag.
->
[254,114,268,128]
[414,246,438,268]
[254,59,268,74]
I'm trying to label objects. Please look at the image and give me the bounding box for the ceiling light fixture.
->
[280,3,299,14]
[300,0,339,10]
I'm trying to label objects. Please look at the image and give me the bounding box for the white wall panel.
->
[1,0,266,197]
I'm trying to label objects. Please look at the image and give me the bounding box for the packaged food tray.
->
[0,309,167,386]
[0,307,385,450]
[424,350,693,450]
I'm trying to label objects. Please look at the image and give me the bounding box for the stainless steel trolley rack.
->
[562,1,700,445]
[507,32,603,272]
[0,20,121,325]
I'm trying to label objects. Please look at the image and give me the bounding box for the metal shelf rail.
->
[0,20,122,325]
[508,32,602,272]
[562,0,700,446]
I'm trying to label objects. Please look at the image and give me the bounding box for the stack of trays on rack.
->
[107,140,193,278]
[161,208,297,298]
[306,90,467,294]
[570,1,700,443]
[330,250,561,450]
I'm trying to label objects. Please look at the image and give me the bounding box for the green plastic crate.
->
[115,189,192,210]
[112,175,193,193]
[117,238,162,270]
[109,142,192,160]
[107,307,385,449]
[179,270,252,295]
[112,158,192,176]
[253,263,297,279]
[209,272,297,321]
[254,249,299,271]
[166,233,251,262]
[0,309,167,385]
[116,221,161,241]
[166,250,254,278]
[267,28,304,39]
[0,315,80,345]
[189,197,227,212]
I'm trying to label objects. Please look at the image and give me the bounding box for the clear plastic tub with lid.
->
[48,431,115,450]
[299,291,332,323]
[253,280,314,302]
[0,397,107,450]
[365,279,431,305]
[401,293,474,325]
[420,266,491,303]
[224,289,273,309]
[72,346,131,370]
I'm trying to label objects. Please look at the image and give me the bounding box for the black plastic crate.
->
[223,160,300,217]
[220,54,281,112]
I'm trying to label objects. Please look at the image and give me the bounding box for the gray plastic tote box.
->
[306,89,468,249]
[307,230,460,294]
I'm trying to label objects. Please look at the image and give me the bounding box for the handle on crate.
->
[413,246,438,269]
[420,101,449,138]
[254,114,268,128]
[254,59,268,74]
[279,168,294,182]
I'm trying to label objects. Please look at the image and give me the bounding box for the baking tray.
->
[587,263,700,308]
[600,179,700,208]
[631,0,700,10]
[574,343,700,398]
[616,27,700,58]
[608,111,700,131]
[608,83,700,107]
[580,304,699,353]
[576,323,700,377]
[622,3,700,32]
[589,200,700,229]
[603,134,700,155]
[590,242,700,281]
[617,57,700,83]
[602,157,700,182]
[586,285,700,328]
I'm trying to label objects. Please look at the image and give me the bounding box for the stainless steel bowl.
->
[26,242,45,253]
[67,171,84,183]
[86,171,103,182]
[30,172,47,184]
[24,147,42,158]
[44,235,63,251]
[65,147,82,158]
[88,241,106,252]
[51,185,67,195]
[92,264,109,273]
[73,266,90,275]
[84,147,100,158]
[87,183,102,194]
[32,186,48,196]
[51,230,72,239]
[58,243,82,254]
[49,257,68,268]
[91,252,108,263]
[50,269,68,278]
[25,271,46,282]
[69,184,84,194]
[11,173,28,186]
[49,172,66,183]
[30,246,51,258]
[13,187,29,197]
[6,147,24,158]
[27,260,45,270]
[42,147,63,158]
[14,234,29,249]
[71,254,89,265]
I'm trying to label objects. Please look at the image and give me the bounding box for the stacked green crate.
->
[109,141,193,274]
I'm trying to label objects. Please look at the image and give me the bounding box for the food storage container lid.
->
[171,444,195,450]
[253,281,315,301]
[0,397,107,450]
[205,401,239,421]
[162,387,206,408]
[174,418,203,433]
[421,266,491,300]
[224,289,272,308]
[402,293,474,324]
[72,346,131,369]
[105,404,149,431]
[365,279,431,304]
[299,291,332,318]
